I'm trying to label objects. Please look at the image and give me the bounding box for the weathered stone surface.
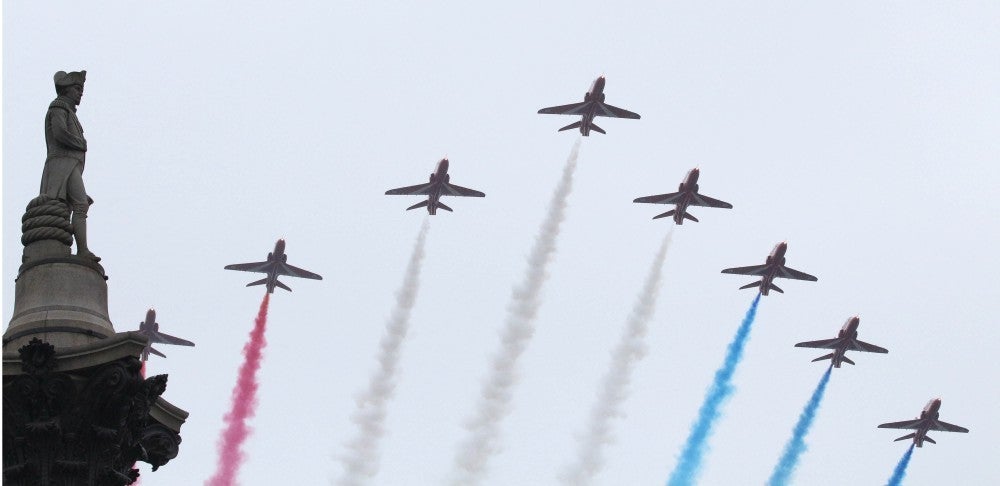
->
[5,260,112,352]
[3,339,183,485]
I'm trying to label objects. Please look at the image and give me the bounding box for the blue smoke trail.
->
[666,293,762,486]
[886,445,915,486]
[766,365,834,486]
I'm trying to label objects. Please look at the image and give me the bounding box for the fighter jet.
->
[385,158,485,215]
[224,239,323,293]
[879,398,969,447]
[794,316,888,367]
[633,168,733,224]
[134,309,195,362]
[721,242,817,296]
[537,76,640,136]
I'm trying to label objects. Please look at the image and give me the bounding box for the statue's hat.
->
[53,70,87,89]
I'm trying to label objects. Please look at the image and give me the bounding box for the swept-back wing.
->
[848,340,889,354]
[538,101,591,115]
[722,264,771,276]
[148,347,167,359]
[878,420,924,430]
[150,331,195,347]
[224,261,272,273]
[278,262,323,280]
[930,420,969,433]
[634,192,684,205]
[777,266,818,281]
[441,183,486,197]
[690,193,734,209]
[595,102,641,119]
[386,183,435,196]
[795,338,844,350]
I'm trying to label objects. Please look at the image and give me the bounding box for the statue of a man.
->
[39,70,99,261]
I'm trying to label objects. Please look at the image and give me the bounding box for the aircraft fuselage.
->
[422,158,450,215]
[909,399,943,447]
[758,242,788,295]
[668,168,702,224]
[576,76,607,136]
[263,239,288,293]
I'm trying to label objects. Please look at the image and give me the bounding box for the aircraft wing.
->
[538,101,591,116]
[930,420,969,433]
[633,192,684,205]
[721,264,772,276]
[794,338,844,350]
[878,419,925,430]
[385,182,435,196]
[278,262,323,280]
[149,330,195,347]
[595,102,641,119]
[690,193,734,209]
[441,183,486,197]
[224,261,273,273]
[777,265,819,281]
[848,339,889,354]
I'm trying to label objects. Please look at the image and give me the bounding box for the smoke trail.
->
[451,139,581,485]
[206,293,271,486]
[886,445,915,486]
[559,229,674,486]
[766,365,834,486]
[337,220,431,485]
[666,293,762,486]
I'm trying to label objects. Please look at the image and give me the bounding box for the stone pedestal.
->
[4,258,112,352]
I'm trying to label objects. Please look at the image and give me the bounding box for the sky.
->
[4,2,999,485]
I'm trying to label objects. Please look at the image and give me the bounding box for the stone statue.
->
[39,70,100,262]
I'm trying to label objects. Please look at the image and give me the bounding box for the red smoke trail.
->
[206,294,271,486]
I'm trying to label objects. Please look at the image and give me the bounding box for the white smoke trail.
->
[450,140,581,486]
[336,219,430,486]
[559,229,674,485]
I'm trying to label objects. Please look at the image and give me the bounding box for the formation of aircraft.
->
[878,399,970,447]
[134,309,195,362]
[721,242,818,296]
[220,75,969,458]
[794,316,888,367]
[537,76,640,136]
[224,239,323,293]
[632,168,733,224]
[384,158,485,215]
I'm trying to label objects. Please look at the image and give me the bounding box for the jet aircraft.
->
[385,158,485,215]
[794,316,888,367]
[879,398,969,447]
[721,242,817,295]
[134,309,195,362]
[537,76,640,136]
[633,168,733,224]
[224,239,323,293]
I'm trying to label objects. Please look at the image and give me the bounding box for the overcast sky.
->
[4,2,999,485]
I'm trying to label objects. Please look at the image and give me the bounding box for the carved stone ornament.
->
[3,338,181,485]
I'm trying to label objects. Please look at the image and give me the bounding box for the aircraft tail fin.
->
[768,283,784,293]
[811,353,835,363]
[275,279,292,292]
[246,278,268,287]
[924,436,936,445]
[683,211,699,222]
[437,202,453,212]
[842,356,855,365]
[894,433,916,443]
[739,280,763,290]
[590,123,606,134]
[558,121,582,132]
[653,209,676,220]
[406,200,430,211]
